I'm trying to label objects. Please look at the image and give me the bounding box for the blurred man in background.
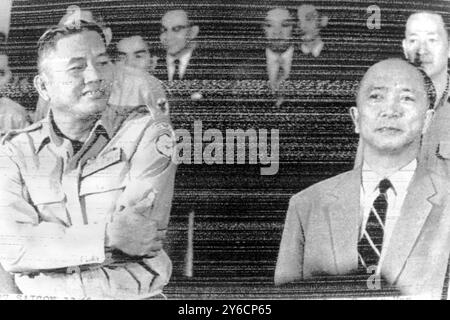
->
[115,35,158,74]
[0,43,29,134]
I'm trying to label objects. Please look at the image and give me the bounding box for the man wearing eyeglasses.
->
[156,9,200,82]
[0,20,176,299]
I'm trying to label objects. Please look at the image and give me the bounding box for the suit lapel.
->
[381,167,441,283]
[325,169,361,273]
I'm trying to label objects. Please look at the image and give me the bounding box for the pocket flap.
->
[437,142,450,159]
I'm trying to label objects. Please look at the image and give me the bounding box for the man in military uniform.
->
[0,20,176,299]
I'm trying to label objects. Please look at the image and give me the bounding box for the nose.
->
[417,39,429,56]
[127,57,139,69]
[380,95,402,118]
[272,26,283,37]
[83,62,101,84]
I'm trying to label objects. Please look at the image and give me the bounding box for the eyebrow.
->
[133,49,148,55]
[367,86,387,91]
[68,57,86,65]
[67,52,109,64]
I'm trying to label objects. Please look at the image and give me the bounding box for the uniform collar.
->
[36,108,113,154]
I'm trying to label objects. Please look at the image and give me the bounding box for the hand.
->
[106,196,166,257]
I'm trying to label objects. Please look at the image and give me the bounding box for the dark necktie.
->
[173,59,180,80]
[358,178,392,271]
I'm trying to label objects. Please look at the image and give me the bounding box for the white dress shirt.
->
[166,48,194,81]
[265,46,294,86]
[360,159,417,272]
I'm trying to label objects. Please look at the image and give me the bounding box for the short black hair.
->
[37,21,107,72]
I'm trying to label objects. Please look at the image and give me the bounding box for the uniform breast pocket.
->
[80,161,130,223]
[30,190,70,226]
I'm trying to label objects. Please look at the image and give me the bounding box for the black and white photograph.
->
[0,0,449,302]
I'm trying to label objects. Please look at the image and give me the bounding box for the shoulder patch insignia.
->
[156,98,170,115]
[155,133,174,158]
[153,122,172,132]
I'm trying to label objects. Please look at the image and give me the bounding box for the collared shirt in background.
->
[166,47,194,81]
[266,46,294,85]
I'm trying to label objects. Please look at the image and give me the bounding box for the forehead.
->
[406,13,446,35]
[162,10,189,27]
[117,36,148,53]
[53,31,106,58]
[42,30,106,70]
[361,62,425,93]
[266,8,291,23]
[298,5,318,19]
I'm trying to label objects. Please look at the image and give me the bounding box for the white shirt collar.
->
[265,46,294,65]
[166,46,195,80]
[361,159,417,195]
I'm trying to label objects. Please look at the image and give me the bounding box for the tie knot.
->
[174,58,180,66]
[378,178,392,194]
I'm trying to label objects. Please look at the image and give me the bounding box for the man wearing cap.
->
[0,19,176,299]
[275,59,450,299]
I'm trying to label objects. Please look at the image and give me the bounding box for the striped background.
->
[5,0,450,298]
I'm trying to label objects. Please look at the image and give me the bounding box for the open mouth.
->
[82,88,106,99]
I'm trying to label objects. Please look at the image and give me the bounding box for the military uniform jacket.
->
[0,105,177,299]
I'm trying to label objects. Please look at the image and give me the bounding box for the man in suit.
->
[275,58,450,299]
[262,7,297,91]
[156,9,201,82]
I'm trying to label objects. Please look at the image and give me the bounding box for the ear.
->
[103,27,113,46]
[448,40,450,59]
[34,74,50,101]
[320,15,328,27]
[422,109,435,135]
[189,25,199,40]
[402,39,409,59]
[349,106,360,134]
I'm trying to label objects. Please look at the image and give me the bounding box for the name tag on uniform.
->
[81,147,123,178]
